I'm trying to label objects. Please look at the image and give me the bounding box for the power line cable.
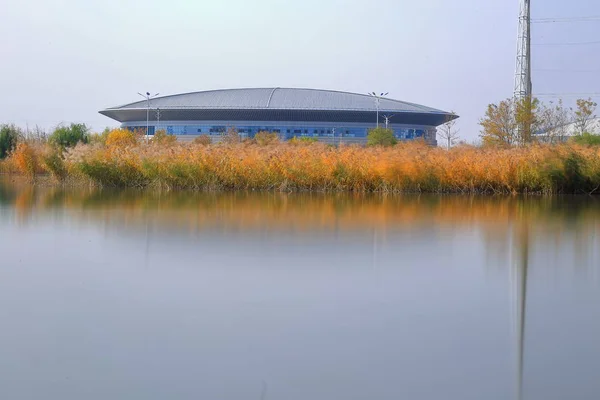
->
[531,14,600,100]
[532,16,600,23]
[535,93,600,97]
[533,40,600,46]
[534,68,600,72]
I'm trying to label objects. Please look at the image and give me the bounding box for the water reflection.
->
[2,180,599,273]
[0,178,599,400]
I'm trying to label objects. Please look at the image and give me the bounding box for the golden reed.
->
[1,129,600,194]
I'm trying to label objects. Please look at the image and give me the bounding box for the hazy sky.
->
[1,0,599,141]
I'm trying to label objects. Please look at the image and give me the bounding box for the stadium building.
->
[99,88,457,145]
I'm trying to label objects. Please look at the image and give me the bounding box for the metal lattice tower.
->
[514,0,532,100]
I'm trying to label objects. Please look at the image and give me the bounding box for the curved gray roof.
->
[108,88,447,114]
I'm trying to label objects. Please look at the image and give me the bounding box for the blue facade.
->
[125,123,427,140]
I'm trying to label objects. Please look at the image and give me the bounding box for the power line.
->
[531,11,600,101]
[534,68,600,72]
[533,40,600,46]
[532,16,600,23]
[535,93,600,97]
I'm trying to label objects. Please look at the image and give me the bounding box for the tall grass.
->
[2,130,600,194]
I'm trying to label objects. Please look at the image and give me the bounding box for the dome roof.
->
[107,87,448,115]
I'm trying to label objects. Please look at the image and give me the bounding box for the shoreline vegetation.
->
[1,125,600,195]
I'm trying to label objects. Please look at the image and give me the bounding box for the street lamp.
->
[368,92,388,128]
[138,91,160,142]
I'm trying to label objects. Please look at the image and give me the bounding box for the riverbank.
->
[1,140,599,194]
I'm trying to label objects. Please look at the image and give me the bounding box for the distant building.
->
[99,88,457,145]
[536,117,600,143]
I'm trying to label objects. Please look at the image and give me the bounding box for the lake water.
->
[0,178,599,400]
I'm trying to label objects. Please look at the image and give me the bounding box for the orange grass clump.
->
[12,142,45,179]
[105,128,139,148]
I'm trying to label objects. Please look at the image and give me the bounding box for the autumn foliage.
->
[105,128,139,147]
[1,128,600,194]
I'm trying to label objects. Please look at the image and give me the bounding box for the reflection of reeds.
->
[2,177,599,271]
[2,178,599,236]
[2,140,600,194]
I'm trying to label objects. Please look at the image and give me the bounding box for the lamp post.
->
[138,91,159,143]
[368,92,388,128]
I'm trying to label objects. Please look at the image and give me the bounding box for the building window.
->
[304,130,308,134]
[209,126,226,134]
[294,129,302,134]
[286,129,290,134]
[321,130,324,134]
[197,128,202,133]
[314,130,318,134]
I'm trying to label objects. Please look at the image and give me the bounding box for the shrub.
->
[288,137,318,145]
[367,127,397,147]
[105,128,139,147]
[193,135,212,145]
[0,124,20,159]
[89,128,111,145]
[42,148,68,181]
[152,130,177,145]
[572,132,600,146]
[254,131,279,146]
[12,142,39,178]
[49,123,89,148]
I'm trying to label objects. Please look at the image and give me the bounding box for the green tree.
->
[0,124,21,159]
[367,127,397,147]
[49,123,90,148]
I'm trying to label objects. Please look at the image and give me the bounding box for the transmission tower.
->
[514,0,532,100]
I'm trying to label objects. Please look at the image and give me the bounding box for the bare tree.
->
[573,98,597,135]
[437,112,460,149]
[222,127,240,144]
[537,100,570,144]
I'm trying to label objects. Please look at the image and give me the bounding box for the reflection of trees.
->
[0,182,17,206]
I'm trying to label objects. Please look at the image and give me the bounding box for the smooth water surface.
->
[0,179,599,400]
